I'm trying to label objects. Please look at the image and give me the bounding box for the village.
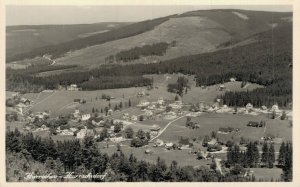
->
[6,78,292,173]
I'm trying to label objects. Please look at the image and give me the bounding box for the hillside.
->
[6,9,292,67]
[6,22,131,61]
[6,15,175,62]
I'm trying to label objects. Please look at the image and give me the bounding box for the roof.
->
[208,138,218,145]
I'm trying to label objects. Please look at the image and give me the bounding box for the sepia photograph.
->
[2,1,297,184]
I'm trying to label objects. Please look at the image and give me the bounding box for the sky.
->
[6,5,293,26]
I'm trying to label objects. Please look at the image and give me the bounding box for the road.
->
[23,91,57,113]
[149,115,186,142]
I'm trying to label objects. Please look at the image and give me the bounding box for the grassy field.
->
[99,143,212,167]
[251,168,282,181]
[55,17,230,68]
[159,112,292,144]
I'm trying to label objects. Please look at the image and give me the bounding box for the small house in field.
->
[219,84,226,91]
[74,98,86,104]
[150,124,160,136]
[131,115,138,121]
[165,142,174,150]
[76,126,95,139]
[246,121,261,127]
[108,109,113,115]
[230,77,236,82]
[20,98,31,105]
[67,84,79,91]
[261,105,268,110]
[207,138,218,146]
[246,103,253,111]
[145,149,153,154]
[272,104,279,112]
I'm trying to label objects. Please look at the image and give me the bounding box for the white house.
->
[67,84,79,91]
[81,114,91,121]
[272,104,279,112]
[230,77,236,82]
[246,103,253,111]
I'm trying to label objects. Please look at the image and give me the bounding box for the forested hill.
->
[6,9,292,66]
[6,21,292,107]
[6,15,176,62]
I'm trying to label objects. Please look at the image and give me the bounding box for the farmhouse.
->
[207,138,218,146]
[131,115,138,121]
[108,109,113,115]
[137,100,150,107]
[157,98,165,105]
[219,84,226,91]
[261,105,268,110]
[76,127,95,139]
[91,118,104,126]
[246,103,253,111]
[20,98,31,105]
[272,104,279,112]
[246,121,261,127]
[150,124,160,136]
[165,142,174,150]
[74,98,86,104]
[230,77,236,82]
[67,84,80,91]
[81,114,91,121]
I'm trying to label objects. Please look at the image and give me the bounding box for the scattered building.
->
[150,124,160,136]
[230,77,236,82]
[67,84,80,91]
[81,114,91,121]
[246,103,253,111]
[76,126,95,139]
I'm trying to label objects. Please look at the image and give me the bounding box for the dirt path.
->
[57,102,76,112]
[215,158,223,175]
[149,115,186,142]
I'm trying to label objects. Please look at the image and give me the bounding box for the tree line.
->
[6,128,282,182]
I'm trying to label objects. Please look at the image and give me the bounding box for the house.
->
[150,124,160,136]
[91,118,104,126]
[230,77,236,82]
[67,84,79,91]
[74,98,86,104]
[137,100,150,107]
[145,149,153,154]
[137,91,145,97]
[20,98,31,105]
[219,84,226,91]
[155,139,164,147]
[207,138,218,146]
[246,103,253,111]
[144,110,153,117]
[123,113,130,120]
[81,114,91,121]
[246,121,260,127]
[131,115,138,121]
[157,98,165,105]
[76,127,95,139]
[60,129,74,136]
[261,105,268,110]
[165,142,174,150]
[108,109,113,115]
[272,104,279,112]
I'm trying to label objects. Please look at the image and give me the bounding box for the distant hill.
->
[6,22,131,62]
[6,9,292,66]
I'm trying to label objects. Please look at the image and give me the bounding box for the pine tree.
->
[278,142,286,167]
[268,143,275,168]
[128,99,132,107]
[261,142,269,166]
